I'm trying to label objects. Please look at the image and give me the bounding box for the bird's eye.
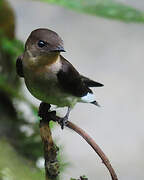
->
[38,40,46,48]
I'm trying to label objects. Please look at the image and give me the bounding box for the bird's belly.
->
[24,75,77,107]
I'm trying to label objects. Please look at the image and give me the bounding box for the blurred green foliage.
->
[41,0,144,22]
[0,35,24,63]
[0,32,24,98]
[0,139,44,180]
[0,0,15,38]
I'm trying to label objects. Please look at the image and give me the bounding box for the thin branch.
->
[66,121,118,180]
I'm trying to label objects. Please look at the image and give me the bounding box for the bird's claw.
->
[58,116,68,130]
[38,102,70,129]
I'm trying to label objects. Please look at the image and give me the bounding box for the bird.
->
[16,28,103,129]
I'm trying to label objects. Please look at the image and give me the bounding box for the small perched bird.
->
[16,28,103,128]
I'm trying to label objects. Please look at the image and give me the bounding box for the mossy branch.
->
[39,119,60,180]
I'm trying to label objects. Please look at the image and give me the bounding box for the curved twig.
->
[66,121,118,180]
[38,102,118,180]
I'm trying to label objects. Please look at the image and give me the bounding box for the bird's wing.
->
[16,55,24,77]
[57,56,92,97]
[81,75,104,87]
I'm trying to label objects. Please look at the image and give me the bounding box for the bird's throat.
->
[24,51,60,68]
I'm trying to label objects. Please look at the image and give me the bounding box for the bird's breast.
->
[23,62,77,107]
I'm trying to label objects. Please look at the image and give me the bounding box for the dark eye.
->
[38,40,46,48]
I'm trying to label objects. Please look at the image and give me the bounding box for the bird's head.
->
[24,28,65,64]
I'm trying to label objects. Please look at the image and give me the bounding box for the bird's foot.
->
[38,103,70,129]
[58,116,68,130]
[58,107,71,129]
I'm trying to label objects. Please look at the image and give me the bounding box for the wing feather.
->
[57,56,92,97]
[16,55,24,77]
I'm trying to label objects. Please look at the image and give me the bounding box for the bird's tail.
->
[91,100,100,107]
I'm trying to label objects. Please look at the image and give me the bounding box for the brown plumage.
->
[16,28,103,128]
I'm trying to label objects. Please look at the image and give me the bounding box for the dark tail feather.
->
[81,75,104,87]
[91,101,101,107]
[85,81,104,87]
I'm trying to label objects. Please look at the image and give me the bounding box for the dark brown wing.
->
[81,75,104,87]
[57,56,92,97]
[16,55,24,77]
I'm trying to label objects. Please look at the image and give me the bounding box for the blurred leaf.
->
[0,0,15,39]
[0,75,22,99]
[0,31,24,90]
[0,33,24,63]
[40,0,144,22]
[0,139,44,180]
[16,126,43,161]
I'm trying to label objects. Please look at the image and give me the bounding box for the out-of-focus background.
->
[0,0,144,180]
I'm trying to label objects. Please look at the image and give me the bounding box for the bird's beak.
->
[51,46,66,52]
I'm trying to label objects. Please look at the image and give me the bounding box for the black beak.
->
[51,46,66,52]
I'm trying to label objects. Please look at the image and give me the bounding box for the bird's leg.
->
[38,103,71,129]
[58,107,71,130]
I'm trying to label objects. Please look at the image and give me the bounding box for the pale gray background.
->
[8,0,144,179]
